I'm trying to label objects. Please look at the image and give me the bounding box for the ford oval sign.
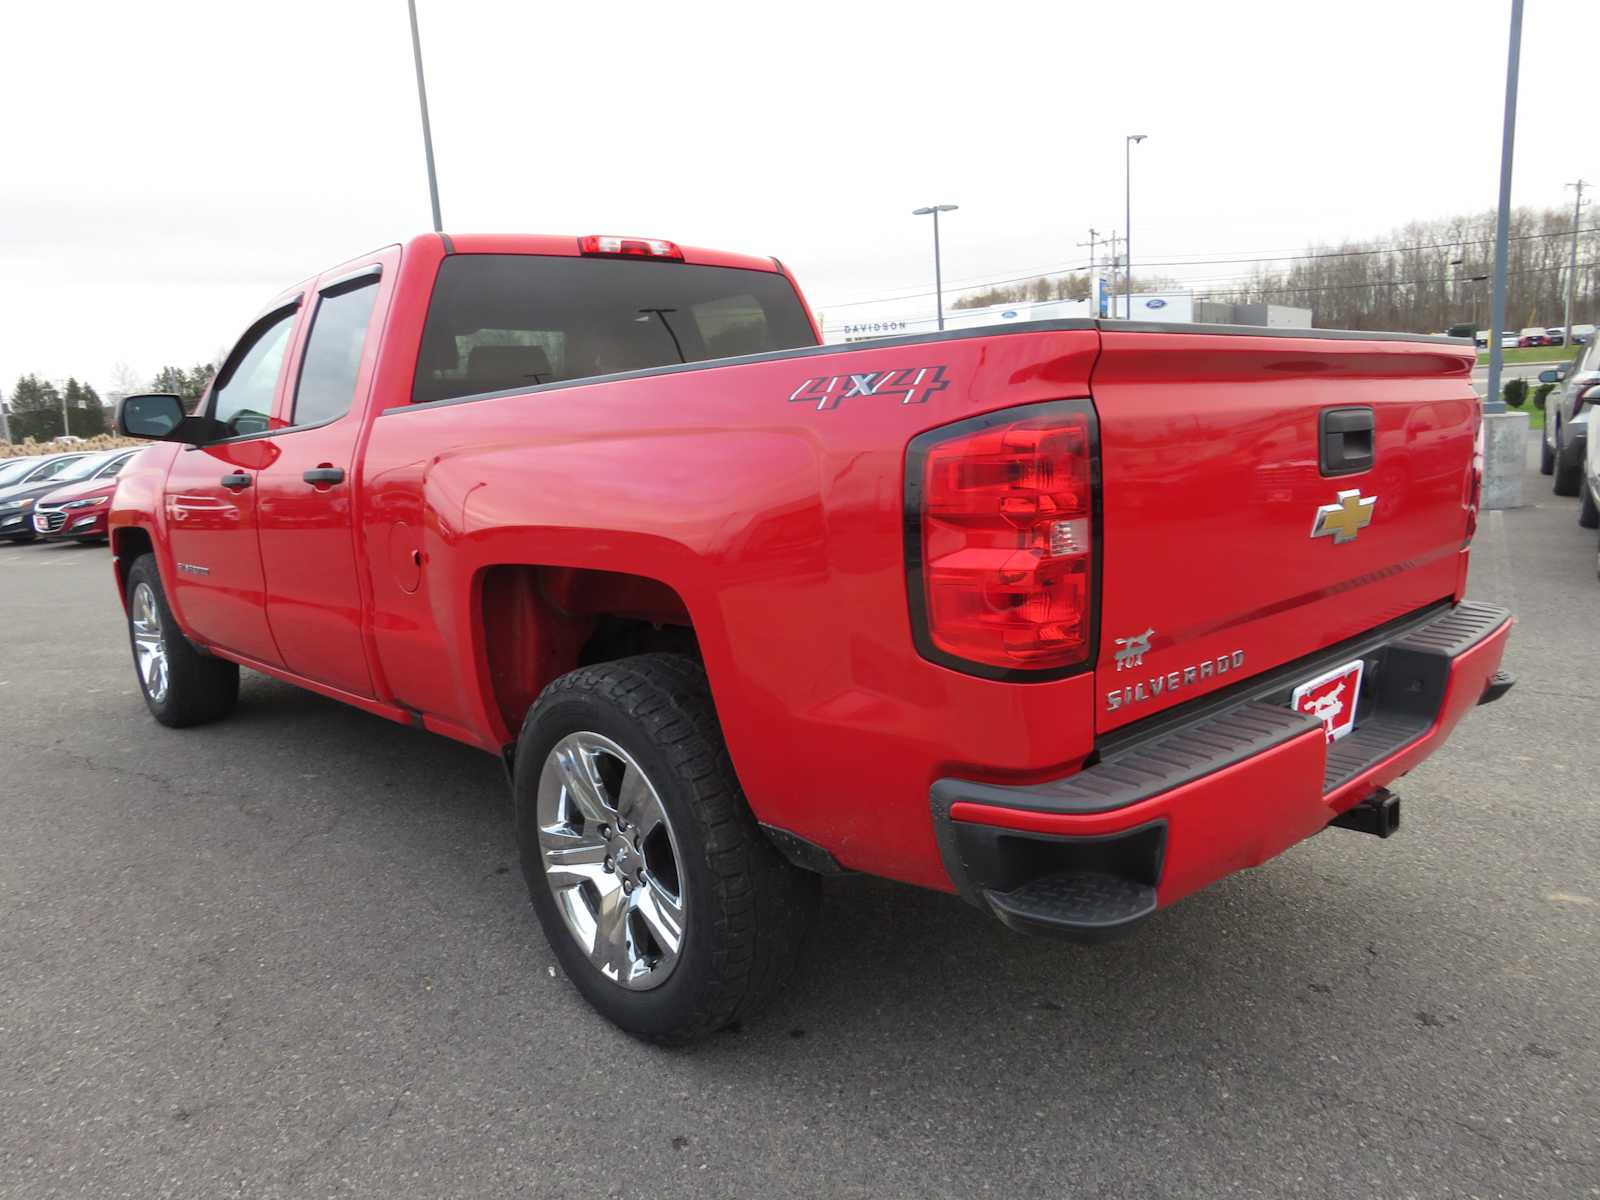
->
[1145,298,1167,309]
[1001,309,1018,319]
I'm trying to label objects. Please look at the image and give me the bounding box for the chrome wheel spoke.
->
[539,830,611,889]
[615,768,665,842]
[551,741,615,824]
[632,881,685,966]
[592,881,633,980]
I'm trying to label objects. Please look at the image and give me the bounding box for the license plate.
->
[1291,658,1364,743]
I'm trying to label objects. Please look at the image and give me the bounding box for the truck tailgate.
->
[1090,329,1478,735]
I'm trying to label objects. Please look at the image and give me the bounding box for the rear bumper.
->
[930,601,1513,940]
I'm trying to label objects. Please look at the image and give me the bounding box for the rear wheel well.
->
[480,564,698,739]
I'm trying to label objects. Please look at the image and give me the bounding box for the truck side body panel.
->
[359,323,1104,889]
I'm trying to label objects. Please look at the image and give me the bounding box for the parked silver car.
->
[1540,338,1600,497]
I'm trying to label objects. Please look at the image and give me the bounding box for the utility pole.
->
[1484,0,1523,416]
[1105,231,1122,316]
[0,380,10,444]
[1076,228,1100,312]
[1564,179,1588,350]
[59,383,71,439]
[407,0,443,233]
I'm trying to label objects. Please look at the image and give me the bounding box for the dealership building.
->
[822,288,1312,344]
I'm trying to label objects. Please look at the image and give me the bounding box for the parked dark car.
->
[0,452,88,496]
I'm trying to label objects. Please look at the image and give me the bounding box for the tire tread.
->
[517,653,815,1044]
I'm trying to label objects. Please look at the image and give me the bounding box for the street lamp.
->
[913,205,959,331]
[1124,134,1147,320]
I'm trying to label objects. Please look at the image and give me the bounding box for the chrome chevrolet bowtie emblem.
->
[1311,489,1376,544]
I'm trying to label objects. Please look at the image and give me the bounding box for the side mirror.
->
[115,393,229,445]
[1537,368,1561,384]
[116,393,187,439]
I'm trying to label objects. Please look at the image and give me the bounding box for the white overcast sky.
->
[0,0,1592,393]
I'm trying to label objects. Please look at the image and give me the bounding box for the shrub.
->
[1502,377,1528,408]
[1533,381,1556,411]
[0,434,147,460]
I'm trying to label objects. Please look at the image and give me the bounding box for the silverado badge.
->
[1310,489,1376,544]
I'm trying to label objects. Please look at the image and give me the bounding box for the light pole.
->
[1124,134,1147,319]
[1563,179,1588,350]
[1484,0,1522,415]
[407,0,443,233]
[913,205,959,331]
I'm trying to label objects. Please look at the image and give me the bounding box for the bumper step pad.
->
[984,873,1157,941]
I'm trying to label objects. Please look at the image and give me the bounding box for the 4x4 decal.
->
[788,365,950,412]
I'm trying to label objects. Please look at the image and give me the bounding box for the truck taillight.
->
[578,235,684,260]
[905,400,1099,678]
[1464,402,1484,545]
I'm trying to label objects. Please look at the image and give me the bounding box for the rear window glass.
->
[412,254,817,404]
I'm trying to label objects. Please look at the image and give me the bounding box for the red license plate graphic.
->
[1290,659,1364,743]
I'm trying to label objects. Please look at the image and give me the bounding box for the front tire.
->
[514,654,817,1045]
[125,554,239,727]
[1540,431,1555,475]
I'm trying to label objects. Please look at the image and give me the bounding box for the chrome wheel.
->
[536,731,687,990]
[130,581,170,704]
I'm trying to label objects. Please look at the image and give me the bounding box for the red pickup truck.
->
[110,232,1514,1043]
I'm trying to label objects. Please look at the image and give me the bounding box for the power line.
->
[1189,260,1598,300]
[816,223,1600,311]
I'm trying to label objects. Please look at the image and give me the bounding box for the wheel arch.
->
[110,525,156,611]
[476,563,701,746]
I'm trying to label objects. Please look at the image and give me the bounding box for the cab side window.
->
[211,306,298,436]
[291,274,382,427]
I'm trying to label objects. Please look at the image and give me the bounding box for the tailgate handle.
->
[1320,407,1374,476]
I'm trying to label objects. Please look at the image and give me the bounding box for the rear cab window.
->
[291,271,383,427]
[412,255,817,404]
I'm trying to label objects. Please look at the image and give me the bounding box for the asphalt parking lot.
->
[1,441,1595,1200]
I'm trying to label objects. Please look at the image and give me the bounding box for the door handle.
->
[220,472,252,490]
[303,467,346,486]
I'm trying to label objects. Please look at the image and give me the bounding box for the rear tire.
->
[125,554,239,727]
[1553,449,1582,497]
[514,653,818,1045]
[1580,483,1599,529]
[1540,432,1555,475]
